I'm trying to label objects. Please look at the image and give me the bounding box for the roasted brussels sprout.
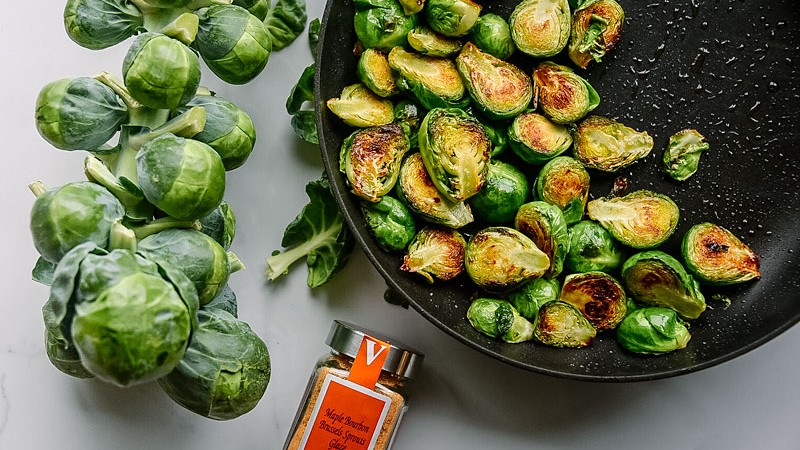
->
[361,195,417,252]
[514,201,569,277]
[393,100,425,147]
[534,156,590,225]
[465,226,550,292]
[568,0,625,69]
[662,129,710,181]
[573,115,654,172]
[357,48,399,97]
[510,0,571,58]
[507,277,560,320]
[682,223,761,285]
[617,307,691,355]
[407,25,462,57]
[424,0,481,37]
[565,220,623,273]
[622,251,706,320]
[355,0,418,52]
[560,272,626,330]
[469,13,515,60]
[587,190,679,249]
[508,112,572,164]
[469,160,529,223]
[388,47,468,109]
[401,226,466,283]
[467,298,534,343]
[533,61,600,124]
[64,0,144,50]
[418,107,490,202]
[455,43,533,120]
[340,124,410,203]
[533,300,596,348]
[327,83,395,127]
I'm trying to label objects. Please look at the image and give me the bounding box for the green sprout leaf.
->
[264,0,308,51]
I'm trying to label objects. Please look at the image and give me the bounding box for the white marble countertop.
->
[2,1,800,449]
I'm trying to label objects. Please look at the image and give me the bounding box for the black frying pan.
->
[315,0,800,381]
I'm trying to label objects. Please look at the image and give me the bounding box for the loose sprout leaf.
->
[264,0,308,51]
[286,63,315,115]
[309,18,321,60]
[291,110,319,144]
[32,257,57,286]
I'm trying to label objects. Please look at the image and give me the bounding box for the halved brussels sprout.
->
[573,115,654,172]
[469,13,515,60]
[407,25,462,57]
[467,298,534,343]
[560,271,626,330]
[534,156,590,225]
[565,220,623,273]
[662,129,710,181]
[455,43,533,120]
[340,124,410,203]
[357,48,399,98]
[463,106,508,157]
[361,195,417,252]
[568,0,625,69]
[617,307,691,354]
[514,201,569,277]
[465,226,550,292]
[510,0,571,58]
[418,108,491,202]
[354,0,418,52]
[469,160,529,224]
[397,152,474,228]
[622,251,706,320]
[533,61,600,124]
[533,300,596,348]
[401,226,466,283]
[587,190,679,249]
[327,83,395,127]
[507,277,560,320]
[399,0,425,15]
[64,0,144,50]
[424,0,481,37]
[682,223,761,285]
[508,112,572,164]
[388,47,468,109]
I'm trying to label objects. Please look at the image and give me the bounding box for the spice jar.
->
[284,320,424,450]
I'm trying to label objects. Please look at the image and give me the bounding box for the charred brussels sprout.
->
[617,307,691,355]
[407,26,462,57]
[565,220,623,273]
[587,190,679,249]
[397,152,474,228]
[662,129,710,181]
[569,0,625,69]
[401,226,466,283]
[357,49,399,97]
[424,0,481,37]
[533,300,596,348]
[355,0,417,52]
[510,0,571,58]
[469,13,515,60]
[682,223,761,285]
[64,0,144,50]
[340,124,410,203]
[507,277,560,320]
[622,251,706,320]
[465,227,550,292]
[388,47,468,109]
[508,112,572,164]
[534,156,590,225]
[533,62,600,124]
[469,160,529,223]
[574,115,654,172]
[560,272,626,330]
[361,195,417,252]
[456,43,533,120]
[467,298,534,343]
[199,201,236,251]
[327,83,395,127]
[514,201,569,277]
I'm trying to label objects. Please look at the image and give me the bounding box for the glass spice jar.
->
[284,320,424,450]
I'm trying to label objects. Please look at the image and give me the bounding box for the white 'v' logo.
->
[364,339,388,366]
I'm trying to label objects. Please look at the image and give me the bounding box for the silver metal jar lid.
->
[325,320,425,379]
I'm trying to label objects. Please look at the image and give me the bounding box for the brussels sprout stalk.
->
[28,181,48,198]
[157,12,200,45]
[84,156,154,220]
[227,251,246,272]
[108,221,137,252]
[130,216,202,240]
[126,106,207,150]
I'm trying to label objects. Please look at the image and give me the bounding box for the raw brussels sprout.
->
[682,223,761,285]
[418,108,490,202]
[508,112,572,164]
[388,47,468,110]
[560,271,626,330]
[407,25,462,57]
[514,201,569,277]
[199,201,237,250]
[355,0,418,52]
[469,13,515,60]
[122,32,201,109]
[401,226,466,283]
[35,77,127,151]
[573,115,654,172]
[263,0,308,50]
[469,160,529,224]
[399,0,425,15]
[568,0,625,69]
[357,48,399,97]
[533,61,600,124]
[622,251,706,320]
[203,284,239,317]
[466,298,534,343]
[565,220,623,273]
[46,327,94,379]
[533,300,596,348]
[136,134,226,221]
[158,308,270,420]
[617,307,691,355]
[465,226,550,292]
[424,0,481,37]
[534,156,590,225]
[327,83,395,127]
[510,0,571,58]
[587,190,680,249]
[233,0,270,21]
[397,152,473,228]
[507,277,560,320]
[340,124,410,202]
[662,129,710,181]
[64,0,144,50]
[393,100,425,147]
[361,195,417,252]
[455,43,533,120]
